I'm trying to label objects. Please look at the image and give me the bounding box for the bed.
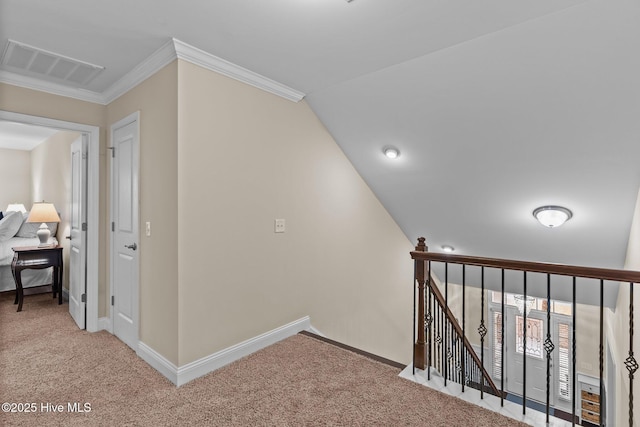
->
[0,211,54,292]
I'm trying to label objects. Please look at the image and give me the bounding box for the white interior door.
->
[110,113,139,351]
[69,135,87,329]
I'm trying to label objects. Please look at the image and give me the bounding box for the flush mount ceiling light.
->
[441,245,454,253]
[383,146,400,159]
[533,205,573,228]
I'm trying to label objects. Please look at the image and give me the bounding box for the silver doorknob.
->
[124,243,137,251]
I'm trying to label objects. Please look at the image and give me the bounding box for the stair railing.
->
[412,237,640,426]
[413,237,501,397]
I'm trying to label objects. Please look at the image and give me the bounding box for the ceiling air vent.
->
[1,39,105,87]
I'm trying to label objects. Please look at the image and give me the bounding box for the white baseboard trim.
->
[137,342,179,385]
[137,316,312,387]
[98,317,111,332]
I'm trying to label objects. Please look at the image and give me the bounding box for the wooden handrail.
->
[411,251,640,283]
[427,272,502,397]
[412,236,639,423]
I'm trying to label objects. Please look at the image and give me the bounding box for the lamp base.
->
[37,223,51,247]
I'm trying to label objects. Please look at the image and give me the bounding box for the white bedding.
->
[0,236,43,264]
[0,236,53,292]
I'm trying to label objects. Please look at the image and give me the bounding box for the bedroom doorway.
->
[0,110,100,332]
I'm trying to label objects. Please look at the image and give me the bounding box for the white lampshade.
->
[5,203,26,213]
[533,206,572,228]
[27,202,61,246]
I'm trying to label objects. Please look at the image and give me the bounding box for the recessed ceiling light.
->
[441,245,454,253]
[533,205,572,228]
[383,146,400,159]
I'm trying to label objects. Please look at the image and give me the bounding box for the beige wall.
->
[0,148,31,211]
[2,63,416,369]
[0,84,105,128]
[31,130,80,289]
[607,186,640,427]
[106,62,179,364]
[176,60,414,366]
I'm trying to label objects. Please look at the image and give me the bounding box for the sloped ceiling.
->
[1,0,639,271]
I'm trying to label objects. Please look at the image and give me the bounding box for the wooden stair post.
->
[414,237,427,370]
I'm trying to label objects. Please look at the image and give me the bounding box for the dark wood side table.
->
[11,245,63,312]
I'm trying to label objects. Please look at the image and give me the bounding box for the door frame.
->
[0,110,100,332]
[108,111,140,344]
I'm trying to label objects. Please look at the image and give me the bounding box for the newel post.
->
[414,237,428,370]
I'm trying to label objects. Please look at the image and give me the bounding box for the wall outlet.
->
[274,219,285,233]
[145,221,151,237]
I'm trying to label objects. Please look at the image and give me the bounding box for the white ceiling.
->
[1,0,639,271]
[0,121,58,150]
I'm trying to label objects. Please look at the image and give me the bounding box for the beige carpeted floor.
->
[0,291,528,426]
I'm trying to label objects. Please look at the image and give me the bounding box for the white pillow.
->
[0,211,24,241]
[16,211,59,238]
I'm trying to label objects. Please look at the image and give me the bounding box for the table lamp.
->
[27,202,61,246]
[5,203,27,213]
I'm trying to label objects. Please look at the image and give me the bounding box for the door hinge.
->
[81,293,86,303]
[111,222,115,232]
[82,222,87,231]
[111,295,114,306]
[107,146,115,158]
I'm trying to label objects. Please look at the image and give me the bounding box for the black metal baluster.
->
[572,276,576,426]
[426,261,432,381]
[523,271,527,415]
[456,335,459,384]
[501,269,505,407]
[626,282,638,427]
[436,302,441,374]
[438,304,444,376]
[599,279,604,427]
[450,322,454,382]
[444,262,449,385]
[479,266,487,399]
[544,273,554,424]
[462,265,466,392]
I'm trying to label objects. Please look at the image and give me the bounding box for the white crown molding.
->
[137,316,312,387]
[0,69,105,104]
[172,38,305,102]
[101,39,178,104]
[1,38,305,105]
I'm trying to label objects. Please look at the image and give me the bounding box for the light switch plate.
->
[275,219,285,233]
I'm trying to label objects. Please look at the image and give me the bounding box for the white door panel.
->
[110,114,139,351]
[69,136,87,329]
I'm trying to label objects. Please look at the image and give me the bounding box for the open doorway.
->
[0,110,100,331]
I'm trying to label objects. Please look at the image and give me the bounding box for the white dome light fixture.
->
[383,146,400,159]
[533,205,573,228]
[441,245,455,253]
